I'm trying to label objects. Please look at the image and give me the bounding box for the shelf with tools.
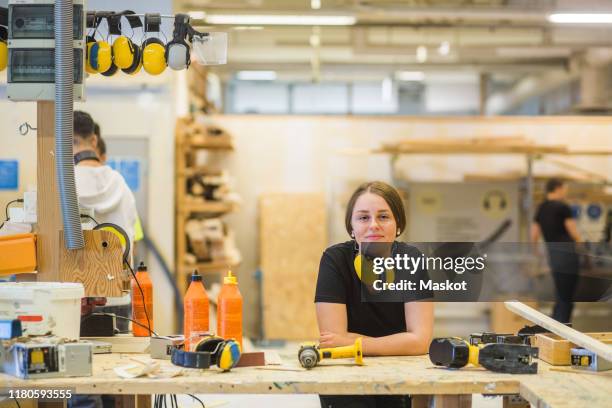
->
[175,117,242,296]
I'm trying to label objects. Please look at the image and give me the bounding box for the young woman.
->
[316,180,433,353]
[315,181,433,408]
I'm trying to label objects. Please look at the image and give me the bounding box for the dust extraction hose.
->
[55,0,84,249]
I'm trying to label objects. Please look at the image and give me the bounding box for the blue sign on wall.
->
[0,160,19,190]
[107,158,140,192]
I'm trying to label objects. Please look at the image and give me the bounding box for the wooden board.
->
[535,332,612,365]
[59,230,126,297]
[35,101,61,282]
[260,193,326,341]
[505,301,612,362]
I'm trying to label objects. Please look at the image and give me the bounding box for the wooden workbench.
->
[1,352,610,407]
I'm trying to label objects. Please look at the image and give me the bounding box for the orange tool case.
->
[0,233,37,275]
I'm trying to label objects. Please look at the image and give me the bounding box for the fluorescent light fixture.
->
[236,70,277,81]
[311,0,321,10]
[395,71,425,81]
[416,45,428,63]
[438,41,450,56]
[204,14,356,26]
[189,11,206,20]
[548,13,612,24]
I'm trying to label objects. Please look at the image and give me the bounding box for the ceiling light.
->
[204,14,356,26]
[188,11,206,20]
[236,70,277,81]
[438,41,450,56]
[395,71,425,81]
[416,46,428,63]
[548,13,612,24]
[311,0,321,10]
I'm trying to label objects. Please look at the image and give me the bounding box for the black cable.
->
[14,399,21,408]
[82,313,159,337]
[80,214,100,225]
[1,198,23,229]
[188,394,206,408]
[126,261,153,336]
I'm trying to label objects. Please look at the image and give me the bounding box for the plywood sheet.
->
[260,193,326,340]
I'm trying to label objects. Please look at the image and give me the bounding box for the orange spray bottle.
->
[217,270,243,347]
[183,269,210,350]
[131,261,154,337]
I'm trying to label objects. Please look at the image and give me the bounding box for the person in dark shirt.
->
[315,181,433,408]
[531,178,582,323]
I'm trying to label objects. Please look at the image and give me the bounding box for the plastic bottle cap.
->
[191,270,202,282]
[224,270,237,285]
[137,261,147,272]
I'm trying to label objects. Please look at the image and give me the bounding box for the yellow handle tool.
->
[298,337,363,369]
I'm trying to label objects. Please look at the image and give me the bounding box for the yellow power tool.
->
[298,338,363,369]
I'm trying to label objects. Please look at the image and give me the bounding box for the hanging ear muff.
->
[166,13,191,71]
[90,39,112,73]
[0,26,7,72]
[121,40,141,75]
[141,37,166,75]
[166,39,190,71]
[112,36,136,69]
[85,35,98,74]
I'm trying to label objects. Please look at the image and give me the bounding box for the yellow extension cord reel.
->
[93,222,130,264]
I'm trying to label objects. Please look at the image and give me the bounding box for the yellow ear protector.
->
[193,335,242,371]
[85,35,99,74]
[141,13,166,75]
[142,37,166,75]
[89,38,112,73]
[166,13,191,71]
[112,35,137,69]
[0,26,7,72]
[354,253,395,285]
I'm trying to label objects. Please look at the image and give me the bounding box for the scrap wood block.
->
[535,332,612,365]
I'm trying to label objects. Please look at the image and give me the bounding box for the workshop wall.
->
[211,115,612,338]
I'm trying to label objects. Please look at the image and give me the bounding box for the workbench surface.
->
[1,352,611,407]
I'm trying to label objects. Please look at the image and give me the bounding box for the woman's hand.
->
[319,331,357,348]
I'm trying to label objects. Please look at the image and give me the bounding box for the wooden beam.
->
[504,301,612,361]
[36,101,61,281]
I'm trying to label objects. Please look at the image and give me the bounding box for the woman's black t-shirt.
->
[314,241,432,338]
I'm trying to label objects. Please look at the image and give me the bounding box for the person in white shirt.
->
[73,110,138,249]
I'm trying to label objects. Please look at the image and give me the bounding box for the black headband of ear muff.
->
[142,37,164,48]
[144,13,161,33]
[107,13,122,36]
[120,10,142,30]
[0,7,8,27]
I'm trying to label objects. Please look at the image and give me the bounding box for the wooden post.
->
[36,101,61,281]
[433,395,472,408]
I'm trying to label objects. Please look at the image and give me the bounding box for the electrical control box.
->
[6,0,86,101]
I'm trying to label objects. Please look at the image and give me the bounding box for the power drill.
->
[298,337,364,369]
[429,337,538,374]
